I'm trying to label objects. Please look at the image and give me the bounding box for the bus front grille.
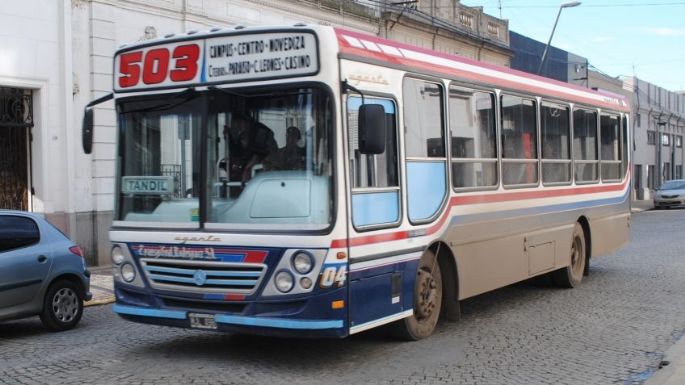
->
[140,258,266,295]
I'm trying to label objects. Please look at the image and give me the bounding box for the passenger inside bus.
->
[265,126,305,171]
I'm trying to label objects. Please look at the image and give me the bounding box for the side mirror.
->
[358,104,386,154]
[82,108,94,154]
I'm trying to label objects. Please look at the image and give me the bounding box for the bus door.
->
[345,94,404,331]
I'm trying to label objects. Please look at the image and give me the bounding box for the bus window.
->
[541,101,571,184]
[501,94,538,186]
[449,86,497,189]
[573,108,599,183]
[600,113,621,181]
[117,97,203,224]
[204,86,334,229]
[347,96,400,229]
[403,78,448,223]
[622,114,629,178]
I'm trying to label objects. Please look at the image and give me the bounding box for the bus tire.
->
[553,222,586,288]
[392,249,442,340]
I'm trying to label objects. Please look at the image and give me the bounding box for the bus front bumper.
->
[112,304,347,338]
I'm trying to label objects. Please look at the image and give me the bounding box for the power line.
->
[503,2,685,8]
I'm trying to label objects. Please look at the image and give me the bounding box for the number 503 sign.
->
[319,264,346,288]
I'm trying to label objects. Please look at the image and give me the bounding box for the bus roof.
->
[334,27,630,112]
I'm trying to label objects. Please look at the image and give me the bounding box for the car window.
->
[660,181,685,190]
[0,216,40,252]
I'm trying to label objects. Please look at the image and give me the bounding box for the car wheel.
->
[40,280,84,332]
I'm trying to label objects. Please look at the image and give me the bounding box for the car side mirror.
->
[358,104,386,154]
[82,108,94,155]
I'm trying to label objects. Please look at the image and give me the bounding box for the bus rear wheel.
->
[393,249,442,340]
[553,222,586,288]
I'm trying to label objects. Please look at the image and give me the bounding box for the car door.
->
[0,215,53,309]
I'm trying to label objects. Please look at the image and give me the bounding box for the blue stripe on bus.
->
[214,315,343,330]
[113,305,342,330]
[449,189,630,227]
[113,304,187,320]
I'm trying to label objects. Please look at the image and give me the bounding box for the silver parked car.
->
[0,210,91,331]
[653,179,685,209]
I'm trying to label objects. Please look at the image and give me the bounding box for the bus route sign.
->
[114,31,318,92]
[205,32,318,82]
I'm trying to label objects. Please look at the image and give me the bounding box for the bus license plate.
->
[189,313,217,330]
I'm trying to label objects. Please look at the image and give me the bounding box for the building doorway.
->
[0,87,33,210]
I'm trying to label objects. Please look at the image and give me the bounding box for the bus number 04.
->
[118,44,200,88]
[320,265,347,288]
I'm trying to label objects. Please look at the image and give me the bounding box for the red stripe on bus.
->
[224,294,245,301]
[242,250,269,263]
[331,230,409,249]
[331,179,629,249]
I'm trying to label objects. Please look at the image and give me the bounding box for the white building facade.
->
[623,76,685,200]
[0,0,510,265]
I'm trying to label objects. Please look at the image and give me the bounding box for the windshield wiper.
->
[119,88,197,114]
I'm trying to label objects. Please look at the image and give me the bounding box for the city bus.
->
[82,24,630,340]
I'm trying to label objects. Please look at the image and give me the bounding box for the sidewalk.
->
[85,266,115,307]
[645,336,685,385]
[632,199,654,213]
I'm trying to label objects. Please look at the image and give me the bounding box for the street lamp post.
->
[536,1,581,75]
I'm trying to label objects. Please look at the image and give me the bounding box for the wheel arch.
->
[47,273,87,298]
[576,215,592,276]
[428,241,460,322]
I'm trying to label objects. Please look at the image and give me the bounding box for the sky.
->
[460,0,685,91]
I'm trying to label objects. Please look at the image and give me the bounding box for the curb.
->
[645,335,685,385]
[85,297,115,307]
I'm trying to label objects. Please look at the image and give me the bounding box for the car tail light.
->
[69,246,84,258]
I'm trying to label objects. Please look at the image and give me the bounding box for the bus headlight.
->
[121,263,136,283]
[274,271,294,293]
[292,251,314,274]
[112,246,125,265]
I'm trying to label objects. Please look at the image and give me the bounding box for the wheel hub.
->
[52,288,78,323]
[416,269,437,320]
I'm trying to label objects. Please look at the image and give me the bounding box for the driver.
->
[224,113,277,184]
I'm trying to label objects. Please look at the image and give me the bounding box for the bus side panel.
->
[447,212,575,300]
[589,212,630,258]
[348,259,418,333]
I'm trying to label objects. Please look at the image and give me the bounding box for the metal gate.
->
[0,87,33,210]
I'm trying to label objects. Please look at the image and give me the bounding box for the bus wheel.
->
[553,222,586,288]
[393,249,442,340]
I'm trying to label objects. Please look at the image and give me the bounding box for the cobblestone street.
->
[2,209,685,385]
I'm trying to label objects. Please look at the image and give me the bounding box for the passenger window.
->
[541,101,571,184]
[622,115,629,178]
[600,113,621,181]
[501,94,538,186]
[573,108,598,183]
[449,86,497,189]
[0,216,40,252]
[403,79,445,158]
[404,78,448,223]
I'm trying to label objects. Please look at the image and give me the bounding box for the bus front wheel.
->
[393,249,442,340]
[553,222,586,288]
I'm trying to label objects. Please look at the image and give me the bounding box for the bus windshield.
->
[116,86,334,230]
